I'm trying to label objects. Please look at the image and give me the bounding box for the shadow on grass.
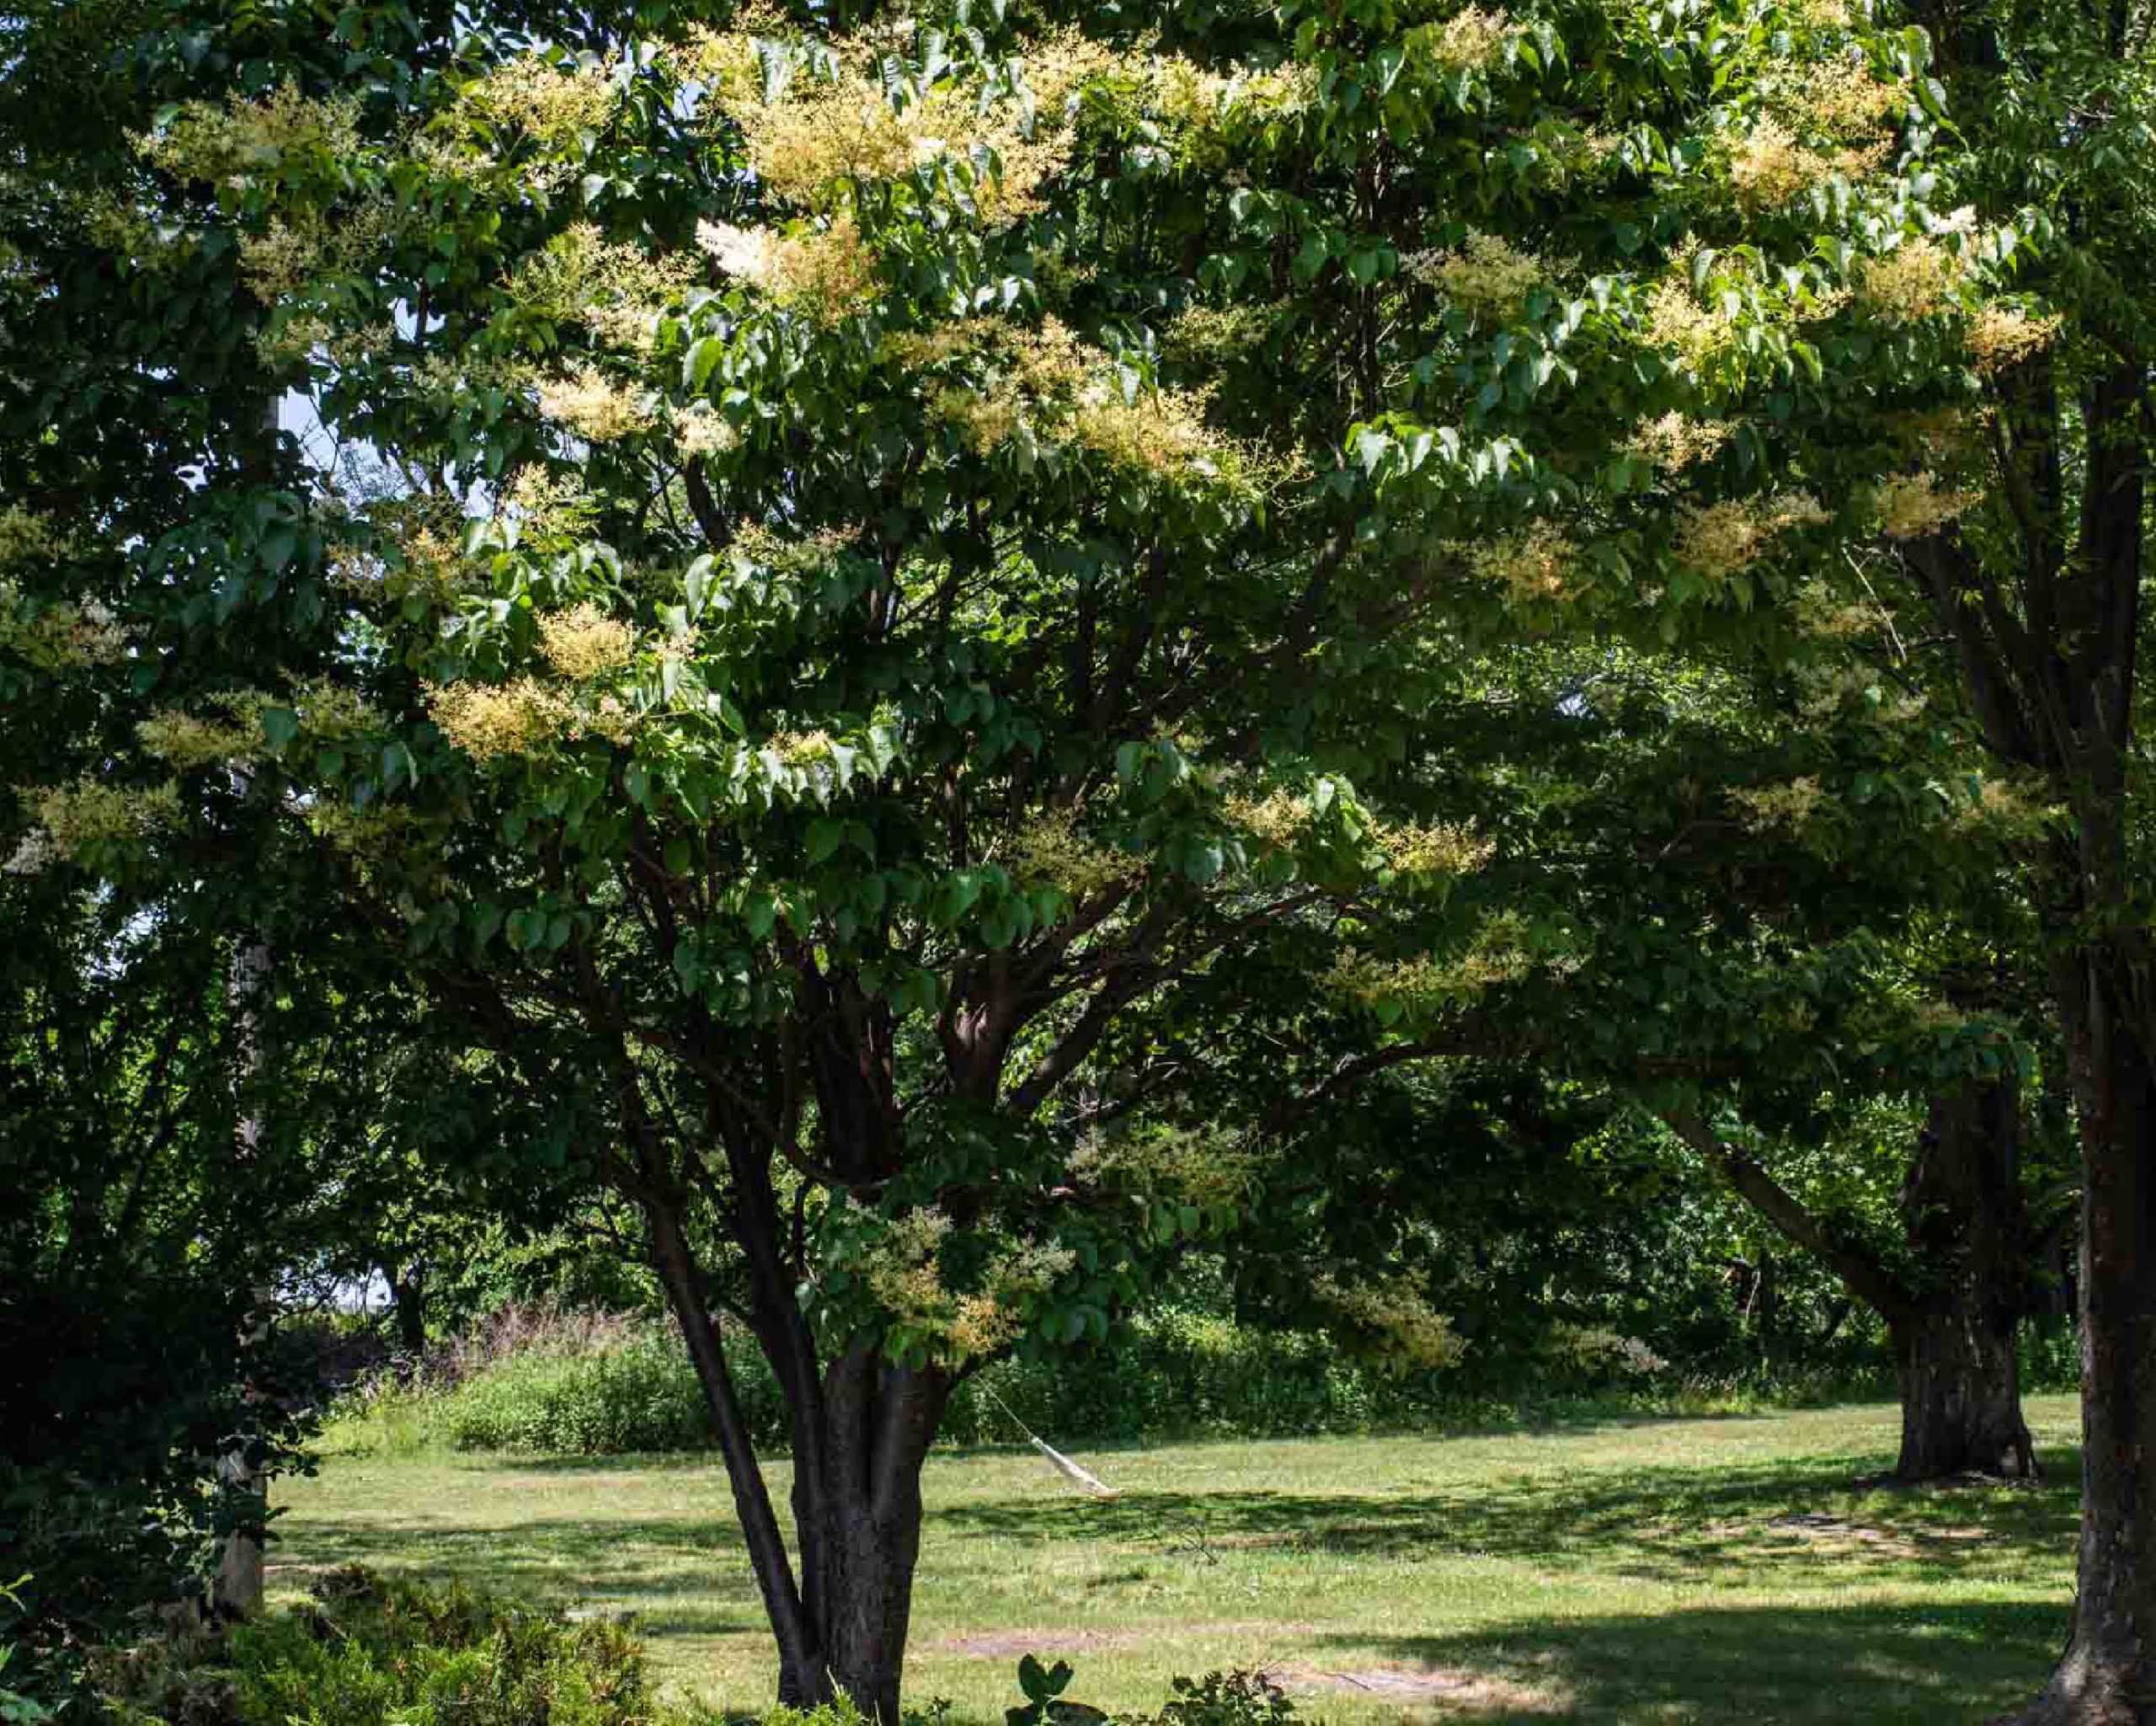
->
[931,1447,2081,1589]
[1311,1599,2065,1724]
[272,1515,766,1641]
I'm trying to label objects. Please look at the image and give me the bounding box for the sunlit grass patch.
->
[274,1397,2080,1725]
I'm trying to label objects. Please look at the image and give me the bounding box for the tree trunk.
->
[213,882,274,1621]
[1890,1304,2036,1480]
[1891,1072,2037,1481]
[643,1187,950,1723]
[1996,953,2156,1724]
[789,1349,949,1723]
[384,1261,429,1354]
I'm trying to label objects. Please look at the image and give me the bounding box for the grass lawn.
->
[272,1397,2081,1724]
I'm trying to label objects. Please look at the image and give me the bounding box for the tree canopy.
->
[1,0,2097,1713]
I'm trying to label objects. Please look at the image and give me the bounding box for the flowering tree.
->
[3,0,2034,1710]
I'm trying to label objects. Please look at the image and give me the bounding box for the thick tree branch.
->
[1661,1109,1913,1323]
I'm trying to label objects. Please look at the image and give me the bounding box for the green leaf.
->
[685,336,724,391]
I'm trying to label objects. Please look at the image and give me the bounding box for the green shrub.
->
[93,1567,653,1726]
[428,1329,782,1456]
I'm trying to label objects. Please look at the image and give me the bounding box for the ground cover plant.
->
[92,1563,659,1726]
[270,1397,2083,1725]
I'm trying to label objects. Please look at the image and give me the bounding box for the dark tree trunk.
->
[788,1349,949,1723]
[1997,953,2156,1725]
[1667,1090,2038,1483]
[1891,1072,2037,1481]
[640,1174,950,1723]
[1890,1305,2036,1481]
[383,1261,429,1354]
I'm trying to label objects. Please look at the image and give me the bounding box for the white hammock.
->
[985,1386,1121,1499]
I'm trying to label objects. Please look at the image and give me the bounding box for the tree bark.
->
[1890,1305,2036,1481]
[791,1348,950,1723]
[213,831,274,1620]
[643,1179,949,1723]
[1890,1073,2038,1481]
[1994,951,2156,1725]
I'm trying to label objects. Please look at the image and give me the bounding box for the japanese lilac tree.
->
[7,0,2031,1710]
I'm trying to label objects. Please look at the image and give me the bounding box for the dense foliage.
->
[7,0,2143,1714]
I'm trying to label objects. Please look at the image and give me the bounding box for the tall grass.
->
[322,1300,1860,1460]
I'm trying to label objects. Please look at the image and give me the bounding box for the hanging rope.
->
[981,1384,1122,1499]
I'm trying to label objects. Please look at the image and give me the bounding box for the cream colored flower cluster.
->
[537,366,656,443]
[1408,6,1514,72]
[1856,238,1961,323]
[766,729,836,765]
[507,223,697,350]
[1670,491,1830,580]
[1965,304,2063,376]
[1453,521,1578,605]
[1782,58,1903,136]
[1788,579,1884,640]
[333,510,465,599]
[1795,664,1928,725]
[454,51,620,152]
[714,54,1077,219]
[1732,58,1901,210]
[1404,229,1550,318]
[136,81,360,184]
[133,84,396,304]
[1641,270,1738,368]
[14,777,182,864]
[1009,803,1146,897]
[1954,776,2059,839]
[1623,412,1732,472]
[696,213,881,318]
[1069,1127,1263,1206]
[1161,302,1277,366]
[1223,786,1312,851]
[136,708,259,769]
[256,314,392,371]
[1374,817,1497,878]
[930,318,1255,492]
[706,28,1304,222]
[677,401,740,459]
[1729,774,1827,833]
[1324,911,1534,1009]
[0,590,128,670]
[425,678,574,760]
[536,604,639,681]
[1151,55,1314,158]
[0,505,81,571]
[1873,469,1981,540]
[854,1207,1077,1365]
[1312,1270,1465,1373]
[503,469,600,541]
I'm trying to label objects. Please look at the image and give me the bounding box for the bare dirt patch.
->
[1269,1663,1569,1714]
[934,1622,1319,1659]
[1759,1513,1990,1558]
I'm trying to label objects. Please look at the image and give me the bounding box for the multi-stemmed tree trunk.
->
[628,1107,953,1722]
